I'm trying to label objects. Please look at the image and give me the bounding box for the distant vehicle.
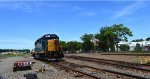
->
[32,34,64,60]
[23,52,30,54]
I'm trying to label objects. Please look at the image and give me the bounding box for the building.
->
[118,41,150,51]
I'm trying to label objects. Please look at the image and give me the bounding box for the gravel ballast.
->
[0,56,80,79]
[66,53,150,63]
[64,58,150,78]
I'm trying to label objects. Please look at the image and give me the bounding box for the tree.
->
[146,37,150,41]
[95,24,133,52]
[0,49,30,53]
[80,33,94,52]
[132,39,144,42]
[66,41,82,52]
[134,43,142,52]
[75,41,82,51]
[95,26,111,52]
[119,44,130,51]
[60,41,67,51]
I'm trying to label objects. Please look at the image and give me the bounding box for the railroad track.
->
[65,55,150,70]
[100,53,150,56]
[50,61,149,79]
[33,56,150,79]
[65,55,150,78]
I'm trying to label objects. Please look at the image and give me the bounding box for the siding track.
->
[51,61,149,79]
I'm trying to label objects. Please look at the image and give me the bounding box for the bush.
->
[134,43,142,52]
[119,44,130,51]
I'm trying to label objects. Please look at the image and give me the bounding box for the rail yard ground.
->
[0,53,150,79]
[0,55,78,79]
[66,53,150,64]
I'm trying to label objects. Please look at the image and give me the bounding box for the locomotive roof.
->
[43,34,59,38]
[35,34,59,43]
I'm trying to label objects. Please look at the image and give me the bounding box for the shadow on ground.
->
[24,73,38,79]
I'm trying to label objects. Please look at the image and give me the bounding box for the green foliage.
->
[95,26,113,52]
[80,33,94,42]
[66,41,82,52]
[60,41,67,51]
[134,43,142,52]
[95,24,133,52]
[60,41,82,52]
[132,37,150,42]
[0,49,30,53]
[80,33,94,52]
[119,44,130,51]
[110,24,133,41]
[82,42,94,52]
[146,37,150,41]
[132,39,144,42]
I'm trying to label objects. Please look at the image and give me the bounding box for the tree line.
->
[60,24,134,53]
[132,37,150,42]
[0,49,30,53]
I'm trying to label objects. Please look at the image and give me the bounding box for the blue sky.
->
[0,1,150,49]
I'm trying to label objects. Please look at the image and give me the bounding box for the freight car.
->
[32,34,64,60]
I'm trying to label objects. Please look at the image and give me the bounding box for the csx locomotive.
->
[32,34,64,60]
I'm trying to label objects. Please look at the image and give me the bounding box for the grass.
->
[0,53,32,59]
[132,57,150,64]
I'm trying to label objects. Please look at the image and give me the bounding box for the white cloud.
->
[112,1,145,20]
[78,11,98,17]
[0,1,65,13]
[73,6,98,17]
[0,1,34,12]
[65,37,81,42]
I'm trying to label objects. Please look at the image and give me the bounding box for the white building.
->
[118,41,150,51]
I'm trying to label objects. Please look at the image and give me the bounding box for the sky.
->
[0,0,150,49]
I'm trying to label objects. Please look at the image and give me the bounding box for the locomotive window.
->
[45,35,50,37]
[50,34,56,37]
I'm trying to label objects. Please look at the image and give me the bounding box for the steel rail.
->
[52,62,101,79]
[56,61,149,79]
[65,56,150,72]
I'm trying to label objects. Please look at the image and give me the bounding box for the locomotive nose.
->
[48,40,59,52]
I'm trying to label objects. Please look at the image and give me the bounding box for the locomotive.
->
[32,34,64,60]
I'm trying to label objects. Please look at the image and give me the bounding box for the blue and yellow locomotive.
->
[32,34,64,60]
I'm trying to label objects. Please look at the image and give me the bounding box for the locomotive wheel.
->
[32,53,35,57]
[55,58,60,62]
[35,54,40,59]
